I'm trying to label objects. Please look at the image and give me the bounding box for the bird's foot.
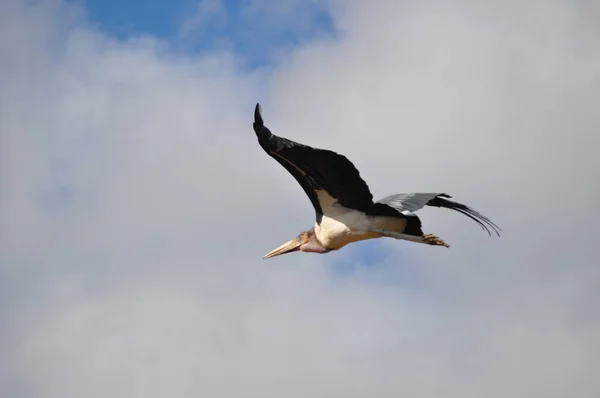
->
[423,234,450,248]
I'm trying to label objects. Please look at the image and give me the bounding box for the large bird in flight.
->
[253,103,501,259]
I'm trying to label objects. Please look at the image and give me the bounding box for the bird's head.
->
[263,228,329,259]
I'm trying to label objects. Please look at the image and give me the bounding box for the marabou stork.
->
[253,103,501,259]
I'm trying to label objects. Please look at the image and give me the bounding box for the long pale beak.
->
[263,237,302,259]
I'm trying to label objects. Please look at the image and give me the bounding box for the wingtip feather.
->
[255,103,262,121]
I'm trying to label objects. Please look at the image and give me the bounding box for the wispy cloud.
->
[177,0,335,68]
[1,0,599,397]
[179,0,228,38]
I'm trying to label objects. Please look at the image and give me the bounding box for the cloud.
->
[1,0,599,397]
[179,0,228,38]
[177,0,334,68]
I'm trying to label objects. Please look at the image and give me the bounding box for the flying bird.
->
[252,103,501,259]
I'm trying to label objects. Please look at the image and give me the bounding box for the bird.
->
[252,103,501,259]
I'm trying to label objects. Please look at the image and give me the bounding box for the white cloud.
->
[1,0,599,397]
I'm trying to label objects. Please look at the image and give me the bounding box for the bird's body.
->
[252,103,500,258]
[316,208,406,250]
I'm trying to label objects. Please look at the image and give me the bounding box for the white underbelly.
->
[312,191,408,250]
[315,210,378,250]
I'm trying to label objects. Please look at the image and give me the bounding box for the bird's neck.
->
[301,232,330,254]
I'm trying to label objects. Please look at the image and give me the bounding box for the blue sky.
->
[79,0,336,69]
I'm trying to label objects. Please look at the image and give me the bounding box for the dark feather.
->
[253,103,374,220]
[426,194,502,236]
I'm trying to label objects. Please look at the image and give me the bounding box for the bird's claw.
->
[423,234,450,248]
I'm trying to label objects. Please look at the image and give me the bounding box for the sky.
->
[81,0,335,68]
[1,0,600,397]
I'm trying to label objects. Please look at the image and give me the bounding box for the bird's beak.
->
[263,237,302,259]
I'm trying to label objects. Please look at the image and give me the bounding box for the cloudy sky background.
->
[1,0,599,397]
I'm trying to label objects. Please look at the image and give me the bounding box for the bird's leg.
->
[365,229,450,248]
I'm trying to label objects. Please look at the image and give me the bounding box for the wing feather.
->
[375,193,501,236]
[253,103,374,219]
[376,193,442,214]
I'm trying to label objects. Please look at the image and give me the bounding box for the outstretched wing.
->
[375,193,502,236]
[253,103,374,221]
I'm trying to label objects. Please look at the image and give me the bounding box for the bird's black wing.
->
[253,103,374,221]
